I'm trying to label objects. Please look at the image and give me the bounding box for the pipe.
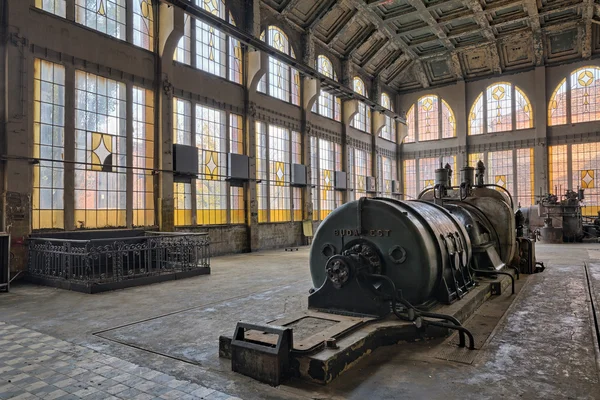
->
[424,320,475,350]
[0,0,7,233]
[470,267,515,295]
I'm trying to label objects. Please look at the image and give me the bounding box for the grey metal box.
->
[291,164,307,187]
[392,180,401,194]
[228,153,250,181]
[334,171,347,190]
[173,144,199,176]
[366,176,377,193]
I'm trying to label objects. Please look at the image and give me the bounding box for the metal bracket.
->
[231,322,293,386]
[490,281,502,295]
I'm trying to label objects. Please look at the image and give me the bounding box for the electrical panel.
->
[366,176,377,193]
[173,144,199,177]
[392,180,401,194]
[291,164,307,187]
[228,153,250,181]
[334,171,347,190]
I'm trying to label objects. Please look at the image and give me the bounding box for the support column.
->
[63,64,75,230]
[340,59,354,201]
[533,66,548,195]
[301,30,317,221]
[157,3,184,232]
[245,46,267,251]
[455,80,468,169]
[3,25,32,270]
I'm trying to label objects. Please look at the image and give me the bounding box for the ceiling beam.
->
[347,0,428,88]
[281,0,301,16]
[464,0,502,75]
[582,0,595,58]
[347,28,377,58]
[523,0,544,66]
[404,0,463,80]
[307,0,338,30]
[326,11,362,47]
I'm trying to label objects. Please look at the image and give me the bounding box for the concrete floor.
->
[1,243,600,399]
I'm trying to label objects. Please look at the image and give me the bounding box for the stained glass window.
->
[487,83,513,133]
[269,125,291,222]
[548,78,567,126]
[468,153,485,170]
[571,67,600,124]
[33,59,65,230]
[75,0,126,40]
[36,0,66,17]
[174,4,241,83]
[195,105,227,225]
[469,83,533,135]
[174,15,192,65]
[311,136,319,221]
[353,148,370,199]
[132,87,155,226]
[74,71,127,228]
[515,87,533,130]
[418,95,439,141]
[379,155,395,197]
[441,100,455,139]
[133,0,154,50]
[315,56,341,121]
[441,155,457,186]
[419,157,438,191]
[516,148,534,207]
[469,93,484,136]
[403,159,416,200]
[292,131,303,221]
[229,114,245,224]
[548,145,568,196]
[174,182,192,226]
[173,98,192,145]
[228,13,243,85]
[404,96,455,142]
[572,142,600,216]
[351,77,371,133]
[259,26,299,105]
[256,122,268,222]
[404,106,415,143]
[380,93,396,142]
[487,150,513,191]
[318,139,335,220]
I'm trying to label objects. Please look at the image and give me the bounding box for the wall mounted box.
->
[366,176,377,193]
[228,153,250,181]
[173,144,199,176]
[392,180,401,194]
[334,171,347,190]
[291,164,307,187]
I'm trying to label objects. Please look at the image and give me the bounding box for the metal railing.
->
[27,232,210,286]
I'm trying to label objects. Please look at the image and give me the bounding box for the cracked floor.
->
[0,243,599,399]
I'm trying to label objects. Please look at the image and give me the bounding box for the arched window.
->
[469,82,533,135]
[549,66,600,126]
[350,77,371,133]
[314,55,341,121]
[402,95,455,143]
[256,26,300,106]
[173,0,242,84]
[380,93,396,142]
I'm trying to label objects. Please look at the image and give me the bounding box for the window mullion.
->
[190,101,198,224]
[191,19,197,69]
[225,112,231,224]
[483,91,488,134]
[126,82,134,228]
[126,0,134,44]
[266,124,271,222]
[511,84,516,131]
[566,74,572,124]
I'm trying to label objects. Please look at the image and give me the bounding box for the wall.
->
[1,0,401,272]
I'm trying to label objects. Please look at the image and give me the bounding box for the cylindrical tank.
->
[310,198,472,306]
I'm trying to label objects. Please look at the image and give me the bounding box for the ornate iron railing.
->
[27,232,210,287]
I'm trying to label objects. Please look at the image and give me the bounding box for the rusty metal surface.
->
[244,311,372,352]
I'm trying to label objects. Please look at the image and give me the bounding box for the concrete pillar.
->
[245,46,268,251]
[533,66,548,195]
[302,76,319,220]
[3,18,32,269]
[157,3,184,232]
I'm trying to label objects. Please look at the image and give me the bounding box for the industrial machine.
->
[309,160,535,319]
[520,189,586,243]
[223,161,541,386]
